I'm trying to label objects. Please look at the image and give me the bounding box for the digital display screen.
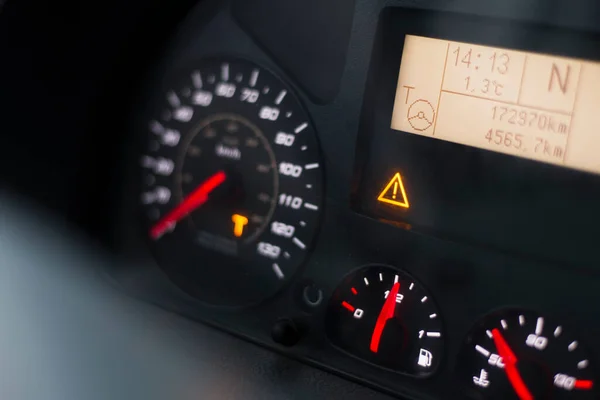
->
[353,8,600,268]
[392,35,600,175]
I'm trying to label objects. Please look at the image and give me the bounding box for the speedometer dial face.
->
[140,58,323,307]
[458,309,596,399]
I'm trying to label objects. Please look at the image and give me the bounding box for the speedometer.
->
[140,58,323,307]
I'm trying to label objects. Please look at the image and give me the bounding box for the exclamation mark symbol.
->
[377,173,409,208]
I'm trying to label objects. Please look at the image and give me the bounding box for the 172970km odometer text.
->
[139,58,323,307]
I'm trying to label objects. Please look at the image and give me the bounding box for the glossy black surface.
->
[232,0,355,103]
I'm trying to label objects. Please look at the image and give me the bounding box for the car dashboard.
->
[2,0,600,399]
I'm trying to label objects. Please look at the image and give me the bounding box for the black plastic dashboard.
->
[108,0,600,399]
[3,0,600,399]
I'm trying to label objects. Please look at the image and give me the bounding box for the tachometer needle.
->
[491,328,533,400]
[370,281,400,353]
[149,170,227,240]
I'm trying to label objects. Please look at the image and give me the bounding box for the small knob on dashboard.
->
[271,318,301,347]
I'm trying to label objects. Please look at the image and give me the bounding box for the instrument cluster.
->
[113,1,600,399]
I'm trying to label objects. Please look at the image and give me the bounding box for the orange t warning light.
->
[232,214,249,237]
[377,173,409,208]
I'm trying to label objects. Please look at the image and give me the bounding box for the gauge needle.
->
[491,328,533,400]
[149,170,227,240]
[370,281,400,353]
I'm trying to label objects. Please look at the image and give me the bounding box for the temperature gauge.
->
[326,265,443,376]
[458,308,596,399]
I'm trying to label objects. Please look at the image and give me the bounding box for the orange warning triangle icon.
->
[377,173,409,208]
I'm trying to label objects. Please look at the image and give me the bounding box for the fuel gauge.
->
[326,265,443,376]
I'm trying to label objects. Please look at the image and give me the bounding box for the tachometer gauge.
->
[326,265,443,376]
[140,58,323,307]
[458,308,596,399]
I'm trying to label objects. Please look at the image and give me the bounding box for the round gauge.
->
[326,265,443,376]
[458,308,596,399]
[140,58,323,307]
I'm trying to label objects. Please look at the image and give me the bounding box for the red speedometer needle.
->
[491,328,533,400]
[370,281,400,353]
[149,170,227,240]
